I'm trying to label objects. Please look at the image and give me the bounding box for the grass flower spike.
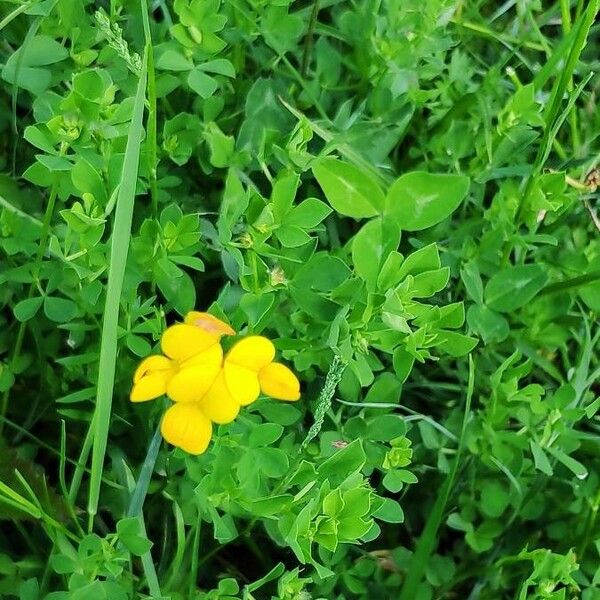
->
[130,312,301,454]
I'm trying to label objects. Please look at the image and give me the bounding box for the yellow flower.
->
[130,315,232,403]
[130,312,301,455]
[199,336,301,422]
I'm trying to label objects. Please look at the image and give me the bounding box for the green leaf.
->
[383,470,417,493]
[240,293,275,330]
[378,251,405,290]
[275,225,312,247]
[116,517,153,556]
[411,267,450,298]
[385,172,470,231]
[286,198,332,229]
[203,122,234,167]
[126,334,151,358]
[393,348,414,383]
[255,447,289,477]
[13,297,44,322]
[43,296,78,323]
[373,497,404,523]
[249,423,284,447]
[398,243,440,279]
[71,158,107,205]
[155,49,193,71]
[466,305,509,344]
[530,441,553,476]
[352,217,401,289]
[461,262,484,305]
[187,68,218,98]
[366,415,406,441]
[198,58,236,77]
[24,125,56,154]
[436,331,478,357]
[312,157,385,218]
[218,170,248,242]
[248,495,292,517]
[255,402,301,426]
[318,440,366,486]
[170,255,205,271]
[484,265,548,312]
[480,481,509,518]
[2,35,68,94]
[545,446,588,480]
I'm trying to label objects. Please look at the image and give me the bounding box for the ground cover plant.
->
[1,0,600,598]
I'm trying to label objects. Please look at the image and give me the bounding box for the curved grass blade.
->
[87,48,148,527]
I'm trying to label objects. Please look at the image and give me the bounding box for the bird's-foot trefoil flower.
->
[130,312,301,455]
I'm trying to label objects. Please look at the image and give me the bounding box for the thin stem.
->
[0,0,34,32]
[559,0,581,154]
[301,0,320,77]
[128,424,162,517]
[141,0,159,217]
[127,424,162,598]
[540,269,600,296]
[0,186,58,432]
[189,514,202,597]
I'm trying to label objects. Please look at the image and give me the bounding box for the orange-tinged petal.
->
[166,362,221,403]
[179,342,223,371]
[161,323,217,361]
[225,336,275,372]
[258,362,301,401]
[199,371,240,424]
[130,372,169,402]
[185,311,236,337]
[223,362,260,406]
[133,355,172,383]
[160,403,212,455]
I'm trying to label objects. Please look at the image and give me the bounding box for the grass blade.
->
[87,49,148,526]
[398,355,475,600]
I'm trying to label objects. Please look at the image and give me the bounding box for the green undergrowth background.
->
[1,0,600,598]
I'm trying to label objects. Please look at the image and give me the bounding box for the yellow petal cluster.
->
[130,312,300,455]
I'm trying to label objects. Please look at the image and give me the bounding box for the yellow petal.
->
[161,323,217,362]
[223,362,260,406]
[258,362,301,401]
[133,355,172,383]
[166,362,221,403]
[179,342,223,371]
[160,403,212,455]
[185,311,236,337]
[225,336,275,372]
[130,372,169,402]
[199,371,240,424]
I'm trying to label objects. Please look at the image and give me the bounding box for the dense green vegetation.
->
[1,1,600,598]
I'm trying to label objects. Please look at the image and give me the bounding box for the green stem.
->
[127,425,162,517]
[189,513,202,597]
[540,269,600,296]
[140,0,159,218]
[0,0,34,32]
[301,0,320,77]
[0,187,58,432]
[68,414,95,503]
[559,0,581,154]
[128,425,162,598]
